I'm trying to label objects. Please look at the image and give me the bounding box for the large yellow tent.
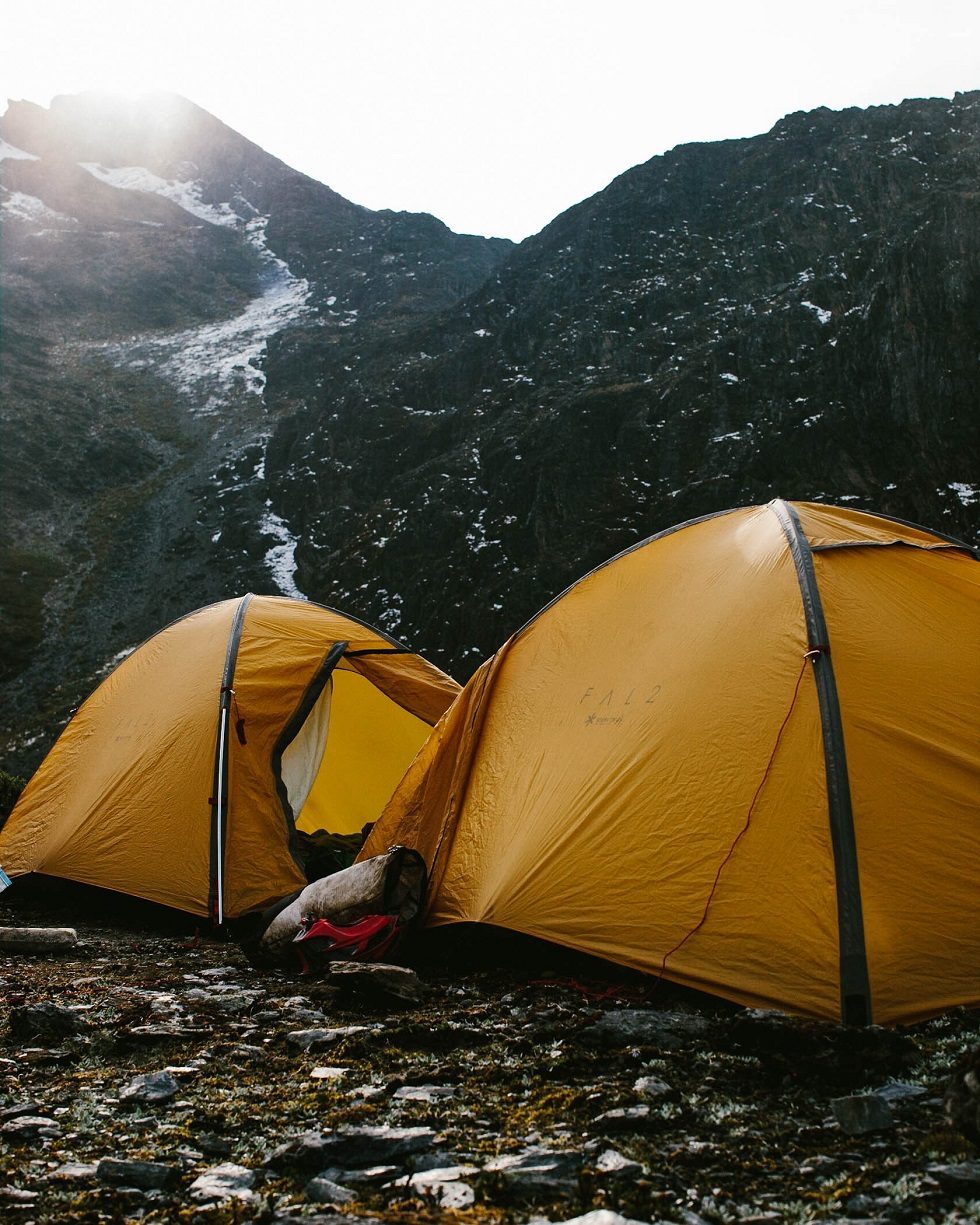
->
[0,595,459,921]
[361,500,980,1026]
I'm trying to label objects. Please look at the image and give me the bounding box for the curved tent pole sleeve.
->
[209,593,254,926]
[771,501,872,1026]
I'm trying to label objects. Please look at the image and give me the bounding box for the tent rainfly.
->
[360,500,980,1026]
[0,594,460,921]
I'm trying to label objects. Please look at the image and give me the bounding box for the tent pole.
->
[771,500,873,1026]
[209,594,253,926]
[215,698,230,926]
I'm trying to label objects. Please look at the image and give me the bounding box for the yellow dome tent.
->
[360,500,979,1025]
[0,595,459,921]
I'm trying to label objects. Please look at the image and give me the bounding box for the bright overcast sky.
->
[3,0,979,241]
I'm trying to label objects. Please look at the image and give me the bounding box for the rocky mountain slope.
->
[2,90,979,776]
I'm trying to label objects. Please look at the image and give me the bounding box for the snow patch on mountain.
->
[949,482,978,506]
[80,162,240,227]
[0,138,39,162]
[261,504,304,598]
[101,214,310,412]
[2,190,75,227]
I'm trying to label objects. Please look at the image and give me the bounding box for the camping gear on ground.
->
[253,845,427,970]
[0,595,458,922]
[359,500,980,1027]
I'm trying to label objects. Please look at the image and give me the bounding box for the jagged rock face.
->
[266,93,980,672]
[1,90,978,774]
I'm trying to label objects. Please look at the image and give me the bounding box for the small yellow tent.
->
[0,595,459,921]
[360,500,980,1026]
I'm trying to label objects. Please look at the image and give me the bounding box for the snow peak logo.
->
[580,684,662,727]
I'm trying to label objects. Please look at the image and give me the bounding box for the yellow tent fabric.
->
[361,500,980,1026]
[0,595,459,920]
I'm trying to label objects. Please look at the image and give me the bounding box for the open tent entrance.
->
[281,662,434,838]
[0,595,460,921]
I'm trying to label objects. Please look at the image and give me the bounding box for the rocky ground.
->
[2,880,979,1225]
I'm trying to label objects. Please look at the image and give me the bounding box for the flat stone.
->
[393,1084,456,1101]
[50,1161,99,1180]
[554,1213,653,1225]
[928,1160,980,1195]
[125,1024,211,1041]
[188,1161,257,1202]
[633,1075,672,1098]
[285,1025,377,1051]
[310,1066,350,1080]
[591,1104,652,1129]
[872,1080,927,1101]
[402,1167,476,1209]
[327,961,427,1003]
[266,1125,437,1173]
[0,1101,42,1121]
[97,1157,180,1190]
[830,1094,894,1134]
[484,1147,584,1202]
[119,1070,181,1104]
[593,1148,647,1179]
[0,1187,40,1204]
[163,1065,200,1080]
[0,1114,61,1138]
[306,1175,358,1204]
[318,1164,401,1186]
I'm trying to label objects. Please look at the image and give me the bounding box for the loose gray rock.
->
[928,1159,980,1195]
[591,1104,651,1130]
[266,1125,437,1174]
[8,1001,89,1041]
[484,1147,585,1201]
[400,1165,477,1208]
[0,1114,61,1138]
[0,1187,40,1204]
[829,1094,894,1134]
[548,1213,653,1225]
[872,1080,927,1101]
[50,1162,99,1180]
[392,1084,456,1102]
[119,1070,181,1104]
[0,1101,43,1121]
[188,1162,257,1202]
[578,1009,711,1050]
[97,1157,180,1190]
[328,961,427,1003]
[593,1148,647,1180]
[319,1165,401,1186]
[286,1024,378,1052]
[306,1175,358,1204]
[633,1075,672,1098]
[126,1023,210,1042]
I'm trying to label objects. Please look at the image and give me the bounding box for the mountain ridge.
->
[1,89,978,776]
